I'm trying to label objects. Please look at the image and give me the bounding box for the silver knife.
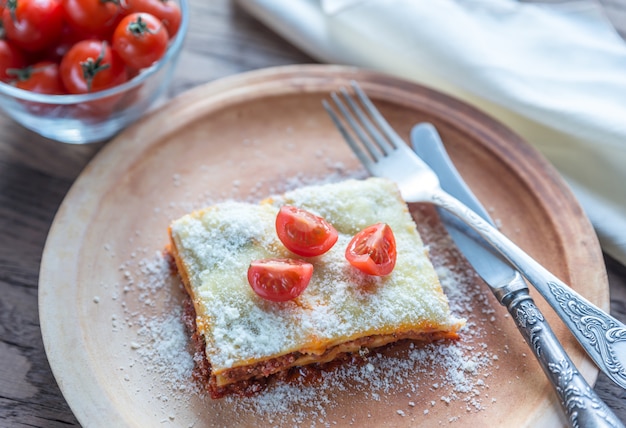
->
[411,123,624,428]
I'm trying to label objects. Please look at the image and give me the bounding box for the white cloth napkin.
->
[236,0,626,265]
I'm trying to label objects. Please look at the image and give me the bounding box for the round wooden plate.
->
[39,65,608,427]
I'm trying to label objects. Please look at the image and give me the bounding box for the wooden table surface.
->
[1,1,624,426]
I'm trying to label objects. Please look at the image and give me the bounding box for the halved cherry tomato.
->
[126,0,181,37]
[0,39,26,82]
[345,223,397,276]
[275,205,338,257]
[247,258,313,302]
[59,39,128,94]
[2,0,64,52]
[62,0,125,38]
[112,12,168,70]
[9,61,64,94]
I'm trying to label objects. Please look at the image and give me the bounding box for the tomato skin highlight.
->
[112,12,168,70]
[2,0,64,52]
[247,258,313,302]
[10,61,64,94]
[59,39,128,94]
[345,223,397,276]
[126,0,181,37]
[275,206,338,257]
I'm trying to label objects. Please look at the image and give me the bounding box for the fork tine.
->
[322,99,375,170]
[351,81,403,149]
[338,87,392,157]
[329,91,382,162]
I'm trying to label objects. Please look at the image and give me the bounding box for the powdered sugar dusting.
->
[171,178,464,371]
[110,170,504,427]
[223,222,499,425]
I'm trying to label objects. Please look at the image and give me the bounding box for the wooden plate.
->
[39,65,608,427]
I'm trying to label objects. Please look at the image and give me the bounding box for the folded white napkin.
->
[236,0,626,265]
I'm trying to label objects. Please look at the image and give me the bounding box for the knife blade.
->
[410,125,517,290]
[410,122,624,428]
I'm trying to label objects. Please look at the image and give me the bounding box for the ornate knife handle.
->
[501,284,624,428]
[433,190,626,391]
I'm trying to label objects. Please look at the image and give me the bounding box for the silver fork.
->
[322,81,626,393]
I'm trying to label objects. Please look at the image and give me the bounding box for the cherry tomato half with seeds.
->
[9,61,64,94]
[247,258,313,302]
[275,206,338,257]
[126,0,181,37]
[0,39,26,82]
[345,223,397,276]
[59,39,128,94]
[112,12,168,70]
[2,0,64,52]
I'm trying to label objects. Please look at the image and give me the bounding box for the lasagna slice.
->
[168,178,464,398]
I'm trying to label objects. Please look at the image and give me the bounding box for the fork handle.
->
[499,276,624,428]
[431,189,626,392]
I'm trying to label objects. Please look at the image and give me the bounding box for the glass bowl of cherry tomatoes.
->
[0,0,188,144]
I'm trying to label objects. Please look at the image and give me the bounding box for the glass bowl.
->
[0,0,189,144]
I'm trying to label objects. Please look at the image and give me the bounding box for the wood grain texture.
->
[0,0,624,427]
[36,65,607,427]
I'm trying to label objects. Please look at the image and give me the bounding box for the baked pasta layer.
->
[169,178,464,396]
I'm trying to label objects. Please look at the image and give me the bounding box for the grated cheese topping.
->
[170,178,464,372]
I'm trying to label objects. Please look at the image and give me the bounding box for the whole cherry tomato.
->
[126,0,181,37]
[247,258,313,302]
[345,223,397,276]
[59,39,128,93]
[275,205,338,257]
[43,24,101,62]
[112,12,168,70]
[62,0,126,38]
[0,39,27,82]
[9,61,64,94]
[2,0,64,52]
